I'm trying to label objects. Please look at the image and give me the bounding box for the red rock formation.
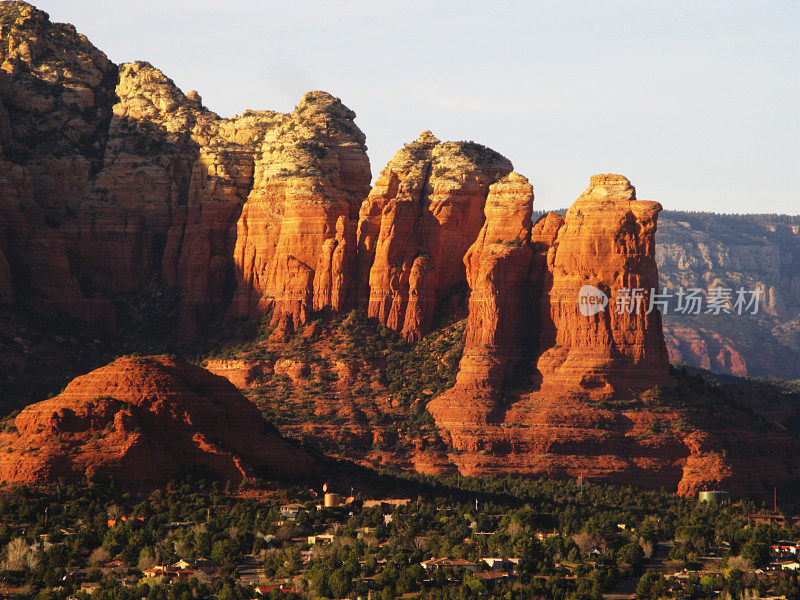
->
[428,173,534,425]
[432,175,670,426]
[222,92,371,338]
[0,2,117,322]
[0,159,115,322]
[203,359,260,389]
[0,4,371,338]
[428,175,780,496]
[664,324,748,376]
[526,211,567,356]
[534,174,672,398]
[0,356,315,484]
[360,131,512,341]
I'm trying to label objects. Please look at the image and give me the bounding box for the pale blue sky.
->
[35,0,799,213]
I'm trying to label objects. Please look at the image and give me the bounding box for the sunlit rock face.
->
[0,2,371,339]
[358,131,512,342]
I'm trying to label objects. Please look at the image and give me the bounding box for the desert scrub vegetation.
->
[332,309,465,408]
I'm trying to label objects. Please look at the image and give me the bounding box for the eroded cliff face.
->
[533,174,672,398]
[656,212,800,379]
[427,173,534,425]
[426,175,797,496]
[0,1,118,323]
[0,356,316,484]
[227,92,371,338]
[0,2,371,339]
[430,174,671,428]
[664,325,748,376]
[359,131,512,341]
[2,2,797,496]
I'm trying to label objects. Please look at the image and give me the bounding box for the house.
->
[97,559,130,578]
[290,536,308,545]
[673,570,704,580]
[174,568,196,579]
[164,521,193,529]
[474,571,509,586]
[142,566,171,578]
[772,541,800,555]
[363,499,411,510]
[106,516,145,528]
[308,534,335,545]
[254,585,274,595]
[142,562,202,580]
[280,503,307,519]
[420,558,478,572]
[480,558,520,571]
[194,558,218,575]
[80,582,100,595]
[255,583,301,594]
[750,514,800,527]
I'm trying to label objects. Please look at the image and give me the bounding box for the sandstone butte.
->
[428,174,800,496]
[358,131,512,341]
[1,2,799,496]
[0,356,316,484]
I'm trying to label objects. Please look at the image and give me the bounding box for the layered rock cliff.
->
[2,2,798,496]
[426,175,799,496]
[359,131,512,341]
[532,174,671,398]
[656,212,800,379]
[426,173,534,425]
[226,92,371,338]
[0,2,371,339]
[0,356,315,484]
[430,174,672,427]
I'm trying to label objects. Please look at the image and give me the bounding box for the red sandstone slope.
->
[664,324,748,376]
[0,356,315,484]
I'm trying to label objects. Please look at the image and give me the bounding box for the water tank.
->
[698,490,730,504]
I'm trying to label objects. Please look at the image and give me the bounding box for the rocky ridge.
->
[359,131,512,341]
[0,2,371,340]
[656,212,800,379]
